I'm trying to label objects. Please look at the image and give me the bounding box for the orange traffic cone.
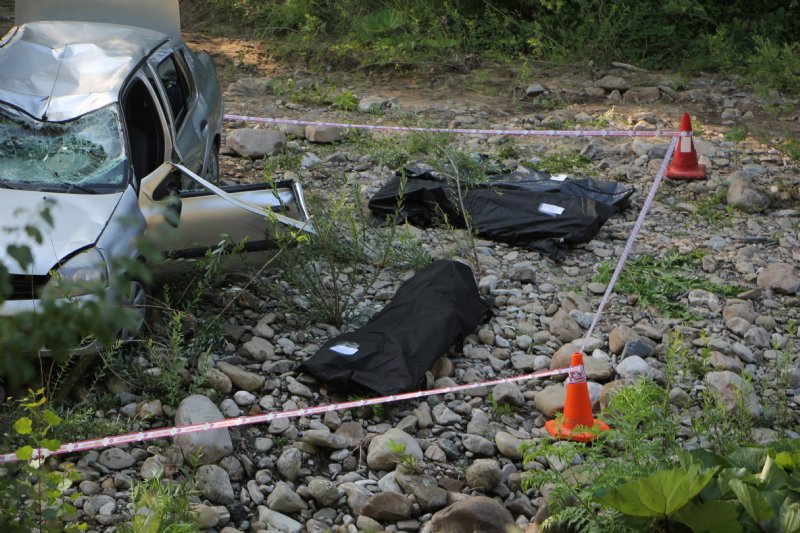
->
[666,113,706,180]
[545,352,610,442]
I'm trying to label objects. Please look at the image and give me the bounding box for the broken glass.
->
[0,104,127,192]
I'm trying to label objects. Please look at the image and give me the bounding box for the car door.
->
[148,46,207,175]
[138,162,312,259]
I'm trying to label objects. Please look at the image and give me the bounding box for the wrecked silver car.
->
[0,1,311,351]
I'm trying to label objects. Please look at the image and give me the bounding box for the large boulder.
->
[226,129,286,158]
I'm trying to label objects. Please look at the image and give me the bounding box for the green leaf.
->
[690,448,731,469]
[7,244,33,269]
[595,465,718,518]
[362,8,405,34]
[13,417,32,435]
[716,467,757,497]
[40,439,61,452]
[781,501,800,533]
[730,479,775,524]
[759,454,790,490]
[15,445,34,461]
[673,500,742,533]
[775,451,800,470]
[43,409,62,427]
[728,447,768,473]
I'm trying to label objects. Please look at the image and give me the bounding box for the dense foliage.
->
[200,0,800,90]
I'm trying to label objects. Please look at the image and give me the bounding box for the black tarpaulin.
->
[368,165,634,259]
[298,260,490,396]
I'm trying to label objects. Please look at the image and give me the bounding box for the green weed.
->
[0,390,87,532]
[593,248,741,319]
[119,474,199,533]
[486,393,513,419]
[747,38,800,95]
[724,126,748,142]
[268,183,428,327]
[779,139,800,162]
[263,152,303,176]
[693,185,733,227]
[535,152,591,174]
[522,379,678,532]
[386,439,421,474]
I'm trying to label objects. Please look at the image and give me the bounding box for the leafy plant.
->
[0,390,86,532]
[763,341,797,433]
[598,443,800,533]
[331,89,358,111]
[747,38,800,95]
[593,248,741,319]
[779,139,800,162]
[535,152,591,174]
[119,474,199,533]
[387,439,421,474]
[346,394,385,420]
[486,393,513,419]
[268,181,426,327]
[725,127,748,142]
[523,379,679,532]
[693,186,733,227]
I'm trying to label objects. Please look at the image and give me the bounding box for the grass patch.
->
[779,139,800,162]
[693,186,733,227]
[535,152,592,174]
[724,126,748,142]
[593,248,741,319]
[272,79,358,111]
[349,128,453,169]
[263,152,303,176]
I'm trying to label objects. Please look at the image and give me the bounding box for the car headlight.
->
[47,248,109,298]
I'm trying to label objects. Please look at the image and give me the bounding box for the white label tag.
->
[538,203,565,216]
[550,174,568,181]
[330,343,359,356]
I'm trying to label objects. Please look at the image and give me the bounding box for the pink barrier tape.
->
[579,136,679,351]
[224,114,691,138]
[0,365,579,464]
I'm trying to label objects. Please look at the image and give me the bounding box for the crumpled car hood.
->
[0,190,123,275]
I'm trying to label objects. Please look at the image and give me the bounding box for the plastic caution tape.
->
[0,365,578,464]
[223,114,691,138]
[578,136,679,351]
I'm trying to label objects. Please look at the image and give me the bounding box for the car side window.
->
[157,55,190,127]
[122,78,166,181]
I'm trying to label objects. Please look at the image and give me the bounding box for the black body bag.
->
[298,260,490,396]
[368,166,632,260]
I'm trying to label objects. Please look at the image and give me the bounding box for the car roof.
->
[0,21,169,122]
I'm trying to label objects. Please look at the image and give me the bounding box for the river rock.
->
[465,459,501,491]
[361,491,413,521]
[429,496,517,533]
[195,465,234,504]
[367,428,423,471]
[757,263,799,294]
[174,395,233,464]
[227,129,286,158]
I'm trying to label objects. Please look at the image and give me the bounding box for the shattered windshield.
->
[0,104,127,193]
